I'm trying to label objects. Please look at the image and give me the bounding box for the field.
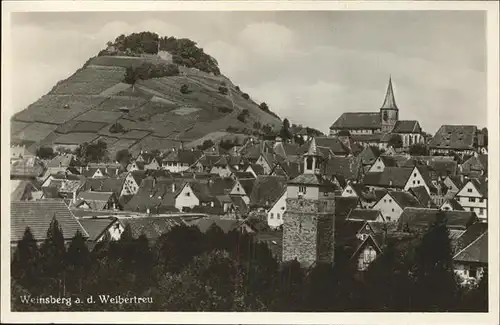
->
[107,139,140,157]
[55,121,108,134]
[53,132,99,144]
[50,66,126,95]
[129,135,183,155]
[92,136,120,147]
[12,95,107,124]
[96,96,148,112]
[11,121,31,136]
[97,126,151,140]
[13,122,59,142]
[88,56,145,69]
[75,110,124,123]
[99,83,132,97]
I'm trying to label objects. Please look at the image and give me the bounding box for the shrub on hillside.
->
[253,122,262,130]
[180,84,190,94]
[36,146,55,160]
[123,62,179,84]
[262,124,273,134]
[237,109,250,123]
[197,140,215,151]
[235,86,240,92]
[226,126,238,133]
[259,102,269,111]
[218,106,233,114]
[218,86,229,95]
[241,93,250,100]
[109,122,126,134]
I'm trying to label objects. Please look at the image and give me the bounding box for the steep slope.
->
[11,33,282,157]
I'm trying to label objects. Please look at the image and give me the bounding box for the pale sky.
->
[10,11,486,134]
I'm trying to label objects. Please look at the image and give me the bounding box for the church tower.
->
[282,138,336,268]
[380,76,399,133]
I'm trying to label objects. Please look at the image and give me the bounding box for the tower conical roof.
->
[306,137,321,156]
[380,76,398,110]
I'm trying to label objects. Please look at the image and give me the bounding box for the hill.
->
[11,32,282,157]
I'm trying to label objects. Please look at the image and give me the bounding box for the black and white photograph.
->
[2,1,499,323]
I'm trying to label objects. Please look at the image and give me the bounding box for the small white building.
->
[455,178,488,222]
[267,190,287,228]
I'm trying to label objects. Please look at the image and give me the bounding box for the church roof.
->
[380,76,399,111]
[330,112,381,130]
[305,137,322,157]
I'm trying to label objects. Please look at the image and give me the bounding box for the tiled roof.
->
[232,171,255,180]
[392,120,421,133]
[288,173,338,191]
[119,216,185,241]
[47,154,75,168]
[388,190,423,208]
[362,167,413,188]
[163,149,202,165]
[249,164,265,176]
[356,146,381,165]
[130,170,148,185]
[409,186,434,208]
[380,155,411,167]
[398,207,478,233]
[186,217,250,234]
[77,191,114,209]
[461,155,488,175]
[59,179,84,194]
[380,77,398,110]
[468,178,488,197]
[330,112,381,130]
[82,177,125,195]
[347,209,383,222]
[315,137,349,155]
[350,133,383,143]
[453,222,488,255]
[11,199,88,242]
[249,175,287,208]
[230,195,249,214]
[429,125,477,150]
[325,156,361,181]
[271,159,302,180]
[124,178,183,213]
[334,196,360,222]
[78,217,118,241]
[453,231,488,264]
[441,198,464,211]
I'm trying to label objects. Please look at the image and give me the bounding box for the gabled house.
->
[81,163,121,178]
[440,198,464,211]
[363,166,432,194]
[144,156,162,170]
[460,154,488,178]
[270,158,302,180]
[341,182,387,208]
[244,163,265,178]
[429,125,479,156]
[174,180,222,214]
[229,178,256,205]
[325,156,362,182]
[127,160,145,172]
[453,230,488,286]
[256,152,277,175]
[367,154,410,173]
[409,186,435,208]
[78,217,124,249]
[46,154,77,175]
[455,178,488,221]
[442,175,465,197]
[335,219,383,271]
[346,209,385,223]
[162,149,203,173]
[397,208,478,235]
[391,120,423,148]
[120,171,148,196]
[266,189,287,229]
[356,145,381,172]
[124,177,182,214]
[210,156,235,178]
[75,191,121,211]
[372,190,422,223]
[81,177,126,198]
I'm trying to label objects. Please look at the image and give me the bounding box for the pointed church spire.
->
[306,137,320,157]
[381,76,398,110]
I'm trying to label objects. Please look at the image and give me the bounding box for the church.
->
[329,77,424,148]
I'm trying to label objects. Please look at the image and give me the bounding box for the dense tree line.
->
[11,215,487,311]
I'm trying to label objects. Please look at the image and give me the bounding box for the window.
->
[392,208,395,212]
[469,197,476,202]
[384,199,387,203]
[386,217,391,221]
[270,213,274,219]
[277,213,280,219]
[479,208,484,215]
[389,199,392,203]
[479,198,484,203]
[185,191,191,197]
[281,207,285,210]
[306,157,313,170]
[413,181,416,185]
[414,173,417,177]
[469,266,477,278]
[299,186,307,194]
[467,188,472,193]
[470,207,474,212]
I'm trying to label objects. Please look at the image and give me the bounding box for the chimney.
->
[171,183,176,193]
[389,180,393,186]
